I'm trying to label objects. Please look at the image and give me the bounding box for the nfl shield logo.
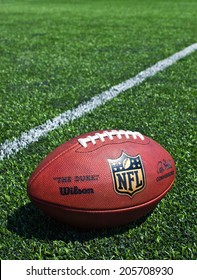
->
[108,152,146,198]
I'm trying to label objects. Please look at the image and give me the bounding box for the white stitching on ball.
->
[78,130,144,148]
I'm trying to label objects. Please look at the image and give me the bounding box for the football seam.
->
[28,142,79,185]
[28,178,175,213]
[76,139,150,153]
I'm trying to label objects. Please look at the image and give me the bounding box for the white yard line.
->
[1,43,197,160]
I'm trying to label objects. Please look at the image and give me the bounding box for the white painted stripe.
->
[1,43,197,160]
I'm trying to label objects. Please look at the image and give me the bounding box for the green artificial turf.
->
[0,0,197,260]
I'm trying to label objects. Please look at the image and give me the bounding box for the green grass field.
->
[0,0,196,260]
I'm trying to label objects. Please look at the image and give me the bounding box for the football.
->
[27,130,176,229]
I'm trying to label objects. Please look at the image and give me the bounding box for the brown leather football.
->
[27,130,176,229]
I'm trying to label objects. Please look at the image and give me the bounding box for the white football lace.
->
[78,130,144,148]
